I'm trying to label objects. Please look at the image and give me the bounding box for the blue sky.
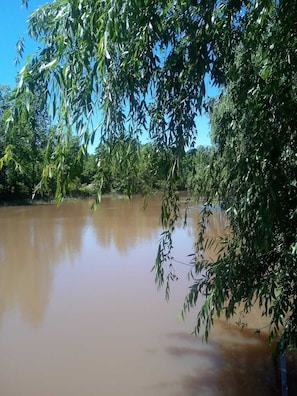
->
[0,0,213,147]
[0,0,49,87]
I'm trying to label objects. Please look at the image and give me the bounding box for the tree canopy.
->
[3,0,297,348]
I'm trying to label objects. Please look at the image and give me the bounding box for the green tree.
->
[0,86,50,199]
[182,146,213,196]
[80,153,97,186]
[0,86,11,192]
[5,0,297,349]
[94,133,142,195]
[202,13,297,346]
[138,143,177,193]
[40,130,86,199]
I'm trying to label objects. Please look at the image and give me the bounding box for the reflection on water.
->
[0,202,87,326]
[0,196,278,395]
[91,196,162,253]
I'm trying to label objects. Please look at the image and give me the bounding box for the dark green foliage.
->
[202,3,297,346]
[0,85,50,200]
[183,146,213,197]
[93,136,197,196]
[0,86,87,202]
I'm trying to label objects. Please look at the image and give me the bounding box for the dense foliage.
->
[2,0,296,349]
[198,3,297,347]
[0,86,210,200]
[0,85,49,199]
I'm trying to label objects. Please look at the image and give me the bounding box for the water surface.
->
[0,196,277,395]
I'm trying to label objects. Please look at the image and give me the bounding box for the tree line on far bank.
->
[0,85,212,202]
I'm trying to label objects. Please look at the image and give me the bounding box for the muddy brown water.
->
[0,196,278,395]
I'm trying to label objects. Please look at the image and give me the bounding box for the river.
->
[0,195,278,395]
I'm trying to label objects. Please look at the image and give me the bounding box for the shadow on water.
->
[147,323,278,396]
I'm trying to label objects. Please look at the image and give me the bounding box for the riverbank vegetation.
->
[0,85,212,202]
[1,0,296,358]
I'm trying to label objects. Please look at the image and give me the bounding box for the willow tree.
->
[5,0,297,348]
